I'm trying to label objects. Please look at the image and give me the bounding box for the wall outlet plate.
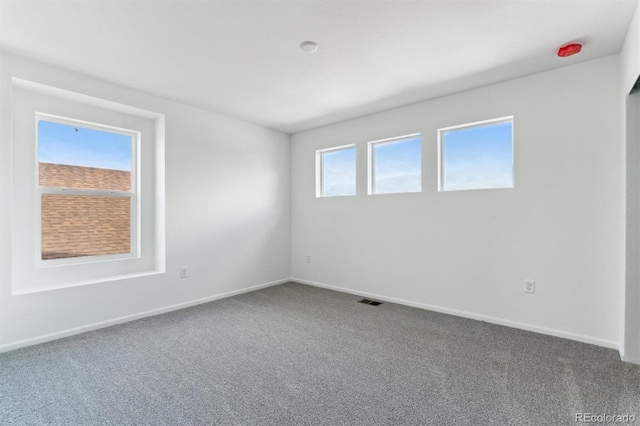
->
[180,267,188,278]
[524,280,535,294]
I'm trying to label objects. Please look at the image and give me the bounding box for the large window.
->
[438,117,514,191]
[36,115,138,264]
[11,79,163,295]
[316,145,356,197]
[368,134,421,194]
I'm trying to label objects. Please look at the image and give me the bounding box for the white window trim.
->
[437,116,514,192]
[34,113,141,268]
[367,133,421,195]
[315,144,356,198]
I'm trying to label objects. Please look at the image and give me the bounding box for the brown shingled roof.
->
[39,162,131,191]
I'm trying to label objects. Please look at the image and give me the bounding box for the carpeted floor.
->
[1,282,639,425]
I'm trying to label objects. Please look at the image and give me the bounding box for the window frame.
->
[367,133,422,195]
[34,112,140,267]
[315,144,357,198]
[11,78,165,296]
[437,116,514,192]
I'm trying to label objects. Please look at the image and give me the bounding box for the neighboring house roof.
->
[39,163,131,260]
[39,162,130,191]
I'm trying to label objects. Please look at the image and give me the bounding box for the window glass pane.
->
[322,146,356,196]
[372,136,421,194]
[38,120,132,191]
[41,194,131,260]
[441,120,513,191]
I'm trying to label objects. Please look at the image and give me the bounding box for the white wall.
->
[622,2,640,95]
[625,92,640,364]
[0,51,627,354]
[291,56,623,349]
[0,52,291,350]
[621,1,640,363]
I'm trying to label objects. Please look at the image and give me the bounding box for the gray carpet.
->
[1,282,639,425]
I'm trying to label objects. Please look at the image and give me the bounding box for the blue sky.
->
[321,137,421,196]
[321,121,512,196]
[373,136,421,194]
[322,146,356,196]
[38,120,132,171]
[441,121,513,191]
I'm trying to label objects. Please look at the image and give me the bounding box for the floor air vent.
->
[359,299,382,306]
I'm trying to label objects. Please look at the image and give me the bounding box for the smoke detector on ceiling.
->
[300,41,319,53]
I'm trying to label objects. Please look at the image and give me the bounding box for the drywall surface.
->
[625,91,640,364]
[291,56,623,349]
[621,0,640,364]
[621,1,640,95]
[0,52,291,349]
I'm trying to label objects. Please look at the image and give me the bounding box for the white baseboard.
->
[0,278,289,354]
[291,277,620,351]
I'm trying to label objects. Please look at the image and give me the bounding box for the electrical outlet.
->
[524,280,535,294]
[180,267,188,278]
[306,254,311,263]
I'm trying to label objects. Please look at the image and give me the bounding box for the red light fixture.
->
[557,43,582,58]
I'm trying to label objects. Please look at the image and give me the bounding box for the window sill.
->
[12,269,165,296]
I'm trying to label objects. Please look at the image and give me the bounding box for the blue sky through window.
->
[441,120,513,191]
[38,120,132,171]
[372,136,421,194]
[322,146,356,196]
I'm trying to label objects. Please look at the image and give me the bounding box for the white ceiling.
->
[1,0,637,134]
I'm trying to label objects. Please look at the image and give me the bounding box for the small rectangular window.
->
[37,115,137,263]
[368,134,421,195]
[439,117,513,191]
[316,145,356,197]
